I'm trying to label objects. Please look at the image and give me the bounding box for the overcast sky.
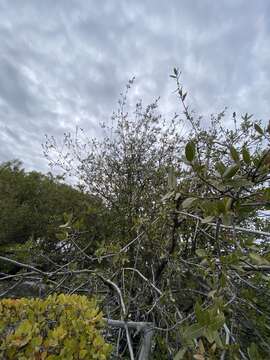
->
[0,0,269,173]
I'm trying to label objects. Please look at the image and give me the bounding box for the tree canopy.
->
[0,160,107,274]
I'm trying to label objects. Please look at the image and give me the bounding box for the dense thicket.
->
[1,72,270,359]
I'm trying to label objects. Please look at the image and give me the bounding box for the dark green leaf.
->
[195,302,209,326]
[215,162,226,176]
[254,123,264,135]
[223,165,239,179]
[185,141,196,162]
[242,146,251,164]
[229,146,239,163]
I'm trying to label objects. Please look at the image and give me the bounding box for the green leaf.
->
[229,146,239,163]
[194,302,209,326]
[242,146,251,164]
[249,253,270,265]
[182,197,197,209]
[183,323,205,340]
[221,213,232,226]
[209,313,225,332]
[168,167,177,190]
[185,141,196,162]
[196,249,207,258]
[215,162,226,176]
[201,216,215,224]
[248,343,261,360]
[254,123,264,135]
[174,347,187,360]
[225,198,233,212]
[161,191,174,202]
[223,165,239,179]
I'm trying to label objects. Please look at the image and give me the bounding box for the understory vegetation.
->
[1,71,270,359]
[0,294,111,359]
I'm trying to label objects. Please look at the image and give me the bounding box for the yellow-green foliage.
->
[0,294,111,359]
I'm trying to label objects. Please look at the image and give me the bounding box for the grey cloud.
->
[0,0,269,172]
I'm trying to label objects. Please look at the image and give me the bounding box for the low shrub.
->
[0,293,111,359]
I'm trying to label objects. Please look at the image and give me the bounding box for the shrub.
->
[0,294,111,359]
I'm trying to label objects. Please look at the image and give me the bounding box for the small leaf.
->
[229,146,239,163]
[254,123,264,135]
[196,249,207,258]
[221,213,232,226]
[185,141,196,162]
[161,191,174,202]
[210,342,217,353]
[168,167,177,190]
[193,355,205,360]
[182,197,197,209]
[242,146,251,164]
[209,313,225,332]
[183,323,205,340]
[225,198,233,212]
[201,216,215,224]
[249,253,269,265]
[223,165,239,179]
[195,302,207,325]
[248,343,261,360]
[174,347,187,360]
[198,339,205,354]
[207,290,217,299]
[215,162,226,176]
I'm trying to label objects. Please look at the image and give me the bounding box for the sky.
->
[0,0,269,173]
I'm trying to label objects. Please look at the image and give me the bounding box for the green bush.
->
[0,294,111,359]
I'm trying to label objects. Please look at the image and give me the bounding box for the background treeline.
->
[0,159,108,274]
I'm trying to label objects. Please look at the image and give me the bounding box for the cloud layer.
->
[0,0,269,172]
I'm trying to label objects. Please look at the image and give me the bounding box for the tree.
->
[0,160,106,274]
[2,72,270,359]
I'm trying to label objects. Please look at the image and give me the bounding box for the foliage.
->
[43,79,183,248]
[2,72,270,358]
[0,294,111,359]
[0,160,106,273]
